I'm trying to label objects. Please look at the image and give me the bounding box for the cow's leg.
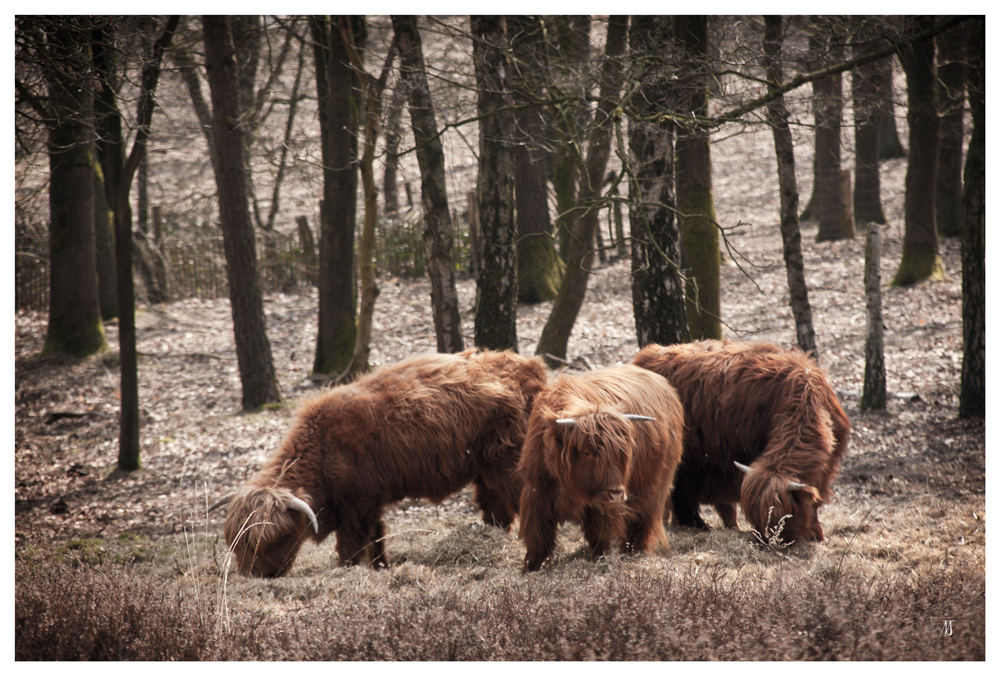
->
[519,484,559,572]
[581,507,618,559]
[670,484,709,529]
[335,506,384,567]
[367,516,388,568]
[474,476,515,530]
[714,503,739,529]
[622,509,668,555]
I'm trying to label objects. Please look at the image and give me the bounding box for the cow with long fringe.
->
[211,349,548,577]
[517,365,684,572]
[633,340,850,543]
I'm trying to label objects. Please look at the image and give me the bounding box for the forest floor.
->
[13,30,986,657]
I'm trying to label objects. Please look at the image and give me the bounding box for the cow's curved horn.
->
[623,414,655,422]
[208,493,236,513]
[555,418,577,426]
[734,461,753,474]
[787,479,808,491]
[285,495,320,534]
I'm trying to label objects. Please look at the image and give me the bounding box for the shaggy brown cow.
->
[633,340,851,543]
[211,349,548,577]
[517,365,684,572]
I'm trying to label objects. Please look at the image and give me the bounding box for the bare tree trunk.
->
[392,15,464,353]
[508,15,564,304]
[309,16,359,375]
[861,224,886,411]
[676,15,722,341]
[852,53,888,227]
[876,56,907,160]
[43,22,104,359]
[535,16,628,364]
[628,15,688,348]
[472,15,519,351]
[959,17,984,419]
[382,80,406,218]
[893,16,943,286]
[812,25,855,242]
[203,16,280,409]
[763,15,818,358]
[935,22,967,239]
[91,149,118,319]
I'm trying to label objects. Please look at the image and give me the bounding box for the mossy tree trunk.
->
[204,16,281,410]
[509,15,564,304]
[959,18,984,419]
[535,16,628,365]
[628,15,688,348]
[763,16,818,358]
[893,16,944,286]
[876,55,907,160]
[472,16,519,351]
[851,22,888,228]
[392,15,464,353]
[309,16,360,375]
[675,15,721,341]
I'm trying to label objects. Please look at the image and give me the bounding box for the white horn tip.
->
[623,414,655,422]
[555,418,577,426]
[734,461,753,474]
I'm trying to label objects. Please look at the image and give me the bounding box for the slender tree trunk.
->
[861,224,886,411]
[310,16,359,375]
[42,22,105,359]
[91,150,119,320]
[392,15,464,353]
[763,16,818,358]
[203,16,280,409]
[628,15,688,348]
[893,16,943,286]
[935,22,967,239]
[337,17,396,383]
[472,16,519,351]
[535,16,628,364]
[382,80,406,218]
[959,17,984,419]
[675,15,721,341]
[508,15,564,304]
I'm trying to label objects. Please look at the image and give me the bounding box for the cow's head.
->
[210,486,319,577]
[735,462,824,543]
[546,405,654,505]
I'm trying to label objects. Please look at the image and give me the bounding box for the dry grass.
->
[16,482,985,660]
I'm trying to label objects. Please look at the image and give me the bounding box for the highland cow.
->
[633,340,851,543]
[211,349,548,577]
[517,365,684,572]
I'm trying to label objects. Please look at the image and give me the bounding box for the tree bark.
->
[876,55,907,160]
[42,20,105,359]
[508,15,564,304]
[893,16,943,286]
[959,17,984,419]
[628,15,688,348]
[337,17,395,383]
[91,149,119,320]
[763,16,818,358]
[675,15,722,341]
[935,22,967,239]
[309,16,359,375]
[811,25,855,242]
[392,15,464,353]
[203,16,281,409]
[535,16,628,364]
[851,22,888,228]
[472,16,519,351]
[861,224,886,411]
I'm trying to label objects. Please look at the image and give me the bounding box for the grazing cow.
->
[517,365,684,572]
[211,349,548,577]
[633,340,851,543]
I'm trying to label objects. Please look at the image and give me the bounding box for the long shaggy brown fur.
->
[217,349,548,577]
[633,340,851,543]
[517,365,684,572]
